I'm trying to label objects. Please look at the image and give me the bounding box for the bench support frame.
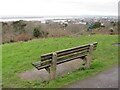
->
[83,44,94,68]
[45,52,57,80]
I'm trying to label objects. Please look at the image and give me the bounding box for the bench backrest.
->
[32,42,97,70]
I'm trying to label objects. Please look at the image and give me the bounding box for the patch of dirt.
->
[112,43,120,46]
[18,59,84,81]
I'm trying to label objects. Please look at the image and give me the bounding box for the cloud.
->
[0,0,119,16]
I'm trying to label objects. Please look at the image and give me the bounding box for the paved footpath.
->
[65,65,118,88]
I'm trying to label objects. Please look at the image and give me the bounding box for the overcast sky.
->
[0,0,119,16]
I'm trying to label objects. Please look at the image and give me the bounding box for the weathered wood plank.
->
[41,54,52,61]
[57,54,87,65]
[32,61,41,66]
[41,42,97,57]
[41,46,89,61]
[40,42,97,61]
[56,45,89,54]
[57,49,88,60]
[57,47,89,57]
[40,48,88,61]
[36,64,50,70]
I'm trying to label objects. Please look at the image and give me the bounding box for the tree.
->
[33,28,40,37]
[12,20,26,34]
[92,22,101,29]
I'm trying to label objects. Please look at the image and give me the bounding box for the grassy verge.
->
[2,35,118,88]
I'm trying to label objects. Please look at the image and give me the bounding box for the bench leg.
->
[85,55,92,68]
[45,52,57,80]
[87,44,94,68]
[45,67,51,80]
[82,56,87,66]
[45,67,50,73]
[45,66,57,80]
[45,66,56,80]
[83,44,93,68]
[82,55,91,68]
[49,66,56,80]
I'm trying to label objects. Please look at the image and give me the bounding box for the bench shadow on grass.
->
[18,59,85,81]
[112,43,120,46]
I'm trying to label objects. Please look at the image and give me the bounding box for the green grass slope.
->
[2,35,118,88]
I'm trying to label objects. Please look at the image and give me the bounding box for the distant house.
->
[101,23,104,26]
[60,21,68,25]
[79,22,86,25]
[45,20,53,24]
[41,20,46,23]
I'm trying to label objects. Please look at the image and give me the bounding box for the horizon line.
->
[0,15,118,19]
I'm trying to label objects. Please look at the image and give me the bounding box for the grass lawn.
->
[2,34,118,88]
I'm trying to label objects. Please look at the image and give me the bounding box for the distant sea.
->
[0,16,83,22]
[0,15,117,22]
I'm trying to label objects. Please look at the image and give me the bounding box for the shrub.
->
[10,39,14,43]
[12,20,26,34]
[33,28,40,37]
[33,28,49,38]
[92,22,101,29]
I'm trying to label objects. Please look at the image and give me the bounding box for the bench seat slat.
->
[32,61,41,66]
[40,59,52,64]
[32,59,52,68]
[37,64,50,70]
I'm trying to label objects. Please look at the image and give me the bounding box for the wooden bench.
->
[32,42,98,80]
